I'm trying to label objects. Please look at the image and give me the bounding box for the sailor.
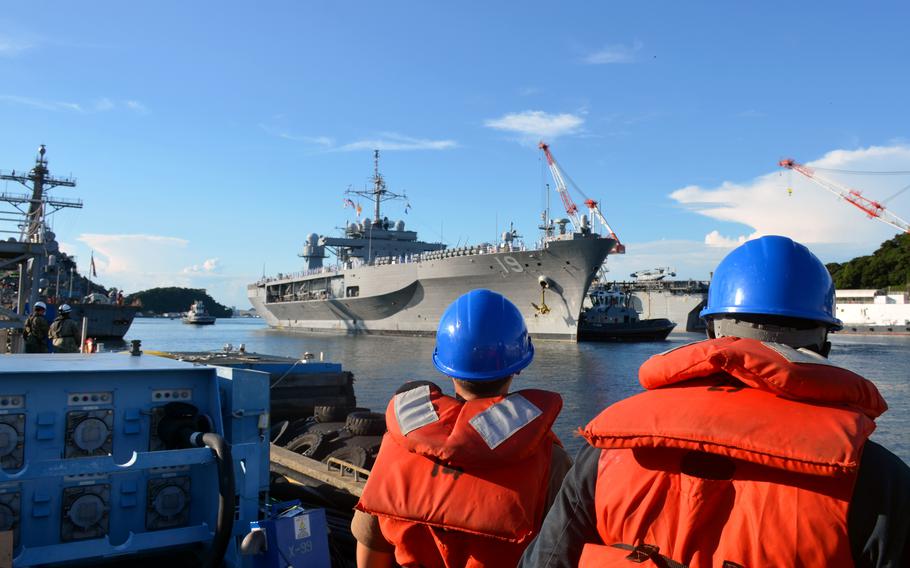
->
[23,301,50,353]
[521,236,910,567]
[353,289,571,568]
[49,304,80,353]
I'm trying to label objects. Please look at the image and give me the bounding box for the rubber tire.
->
[345,411,386,436]
[285,431,326,459]
[306,421,347,435]
[314,405,356,423]
[342,434,381,449]
[323,445,369,469]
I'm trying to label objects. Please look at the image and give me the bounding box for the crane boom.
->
[539,141,625,253]
[539,142,581,229]
[779,159,910,234]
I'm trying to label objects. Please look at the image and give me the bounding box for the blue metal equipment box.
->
[0,353,270,567]
[249,502,330,568]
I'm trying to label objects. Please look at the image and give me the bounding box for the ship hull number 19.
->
[494,256,524,274]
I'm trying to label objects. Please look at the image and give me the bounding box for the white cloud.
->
[704,230,746,248]
[259,124,333,146]
[183,257,221,274]
[260,125,453,152]
[125,100,148,114]
[484,110,584,142]
[94,98,115,111]
[0,95,148,114]
[603,239,727,281]
[0,95,84,112]
[78,234,189,276]
[670,144,910,250]
[584,41,643,64]
[72,234,253,307]
[0,34,35,57]
[336,132,457,152]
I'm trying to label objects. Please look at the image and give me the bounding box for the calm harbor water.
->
[124,318,910,464]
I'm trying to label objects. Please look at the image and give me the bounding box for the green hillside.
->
[826,233,910,290]
[127,287,232,317]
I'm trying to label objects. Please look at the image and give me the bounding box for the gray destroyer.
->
[1,147,137,350]
[248,151,617,340]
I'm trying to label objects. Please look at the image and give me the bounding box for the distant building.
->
[835,289,910,326]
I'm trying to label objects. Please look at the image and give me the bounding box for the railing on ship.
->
[255,242,533,287]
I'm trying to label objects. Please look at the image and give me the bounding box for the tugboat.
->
[579,286,676,342]
[183,300,216,325]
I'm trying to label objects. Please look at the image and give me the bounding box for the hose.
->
[190,432,235,568]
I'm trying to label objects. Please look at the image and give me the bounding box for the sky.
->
[1,1,909,307]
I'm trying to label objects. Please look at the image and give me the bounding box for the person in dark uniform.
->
[49,303,80,353]
[24,301,49,353]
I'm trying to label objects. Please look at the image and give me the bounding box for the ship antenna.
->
[345,149,407,231]
[373,149,383,224]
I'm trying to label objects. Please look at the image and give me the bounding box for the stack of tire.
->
[272,405,386,471]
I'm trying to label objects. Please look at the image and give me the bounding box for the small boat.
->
[579,287,676,342]
[182,300,216,325]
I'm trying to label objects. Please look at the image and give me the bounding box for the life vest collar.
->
[640,337,886,418]
[385,382,562,468]
[583,338,884,476]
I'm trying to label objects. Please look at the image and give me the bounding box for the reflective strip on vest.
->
[469,394,542,450]
[657,339,707,358]
[762,342,837,367]
[394,384,439,435]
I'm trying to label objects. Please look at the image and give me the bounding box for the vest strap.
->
[610,543,688,567]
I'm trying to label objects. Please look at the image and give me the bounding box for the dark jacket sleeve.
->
[849,440,910,568]
[520,444,602,568]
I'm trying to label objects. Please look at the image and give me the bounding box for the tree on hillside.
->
[127,287,232,317]
[826,233,910,290]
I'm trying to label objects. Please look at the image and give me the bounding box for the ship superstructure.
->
[0,146,137,350]
[248,151,617,339]
[608,278,709,332]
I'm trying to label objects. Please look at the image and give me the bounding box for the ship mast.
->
[346,150,407,227]
[0,146,82,328]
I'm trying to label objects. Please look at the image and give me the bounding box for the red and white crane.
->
[779,158,910,234]
[539,141,625,253]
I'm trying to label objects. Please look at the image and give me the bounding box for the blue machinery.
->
[0,352,274,566]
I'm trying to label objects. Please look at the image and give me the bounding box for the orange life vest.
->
[356,382,563,568]
[579,337,887,567]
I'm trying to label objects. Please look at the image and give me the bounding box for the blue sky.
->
[2,1,909,306]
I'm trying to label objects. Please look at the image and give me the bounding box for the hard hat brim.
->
[700,305,843,331]
[432,344,534,382]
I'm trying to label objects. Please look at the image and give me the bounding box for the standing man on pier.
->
[354,289,571,568]
[23,301,49,353]
[522,235,910,567]
[49,304,80,353]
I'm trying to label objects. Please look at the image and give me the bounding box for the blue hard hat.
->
[700,235,841,329]
[433,289,534,381]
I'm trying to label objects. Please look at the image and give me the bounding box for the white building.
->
[835,289,910,330]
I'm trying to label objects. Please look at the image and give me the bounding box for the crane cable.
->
[810,166,910,175]
[883,182,910,205]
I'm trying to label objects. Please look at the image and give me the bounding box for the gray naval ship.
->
[248,151,617,340]
[0,146,137,351]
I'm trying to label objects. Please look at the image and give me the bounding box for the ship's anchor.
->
[532,276,553,316]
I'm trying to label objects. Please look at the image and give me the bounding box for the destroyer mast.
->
[0,146,82,350]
